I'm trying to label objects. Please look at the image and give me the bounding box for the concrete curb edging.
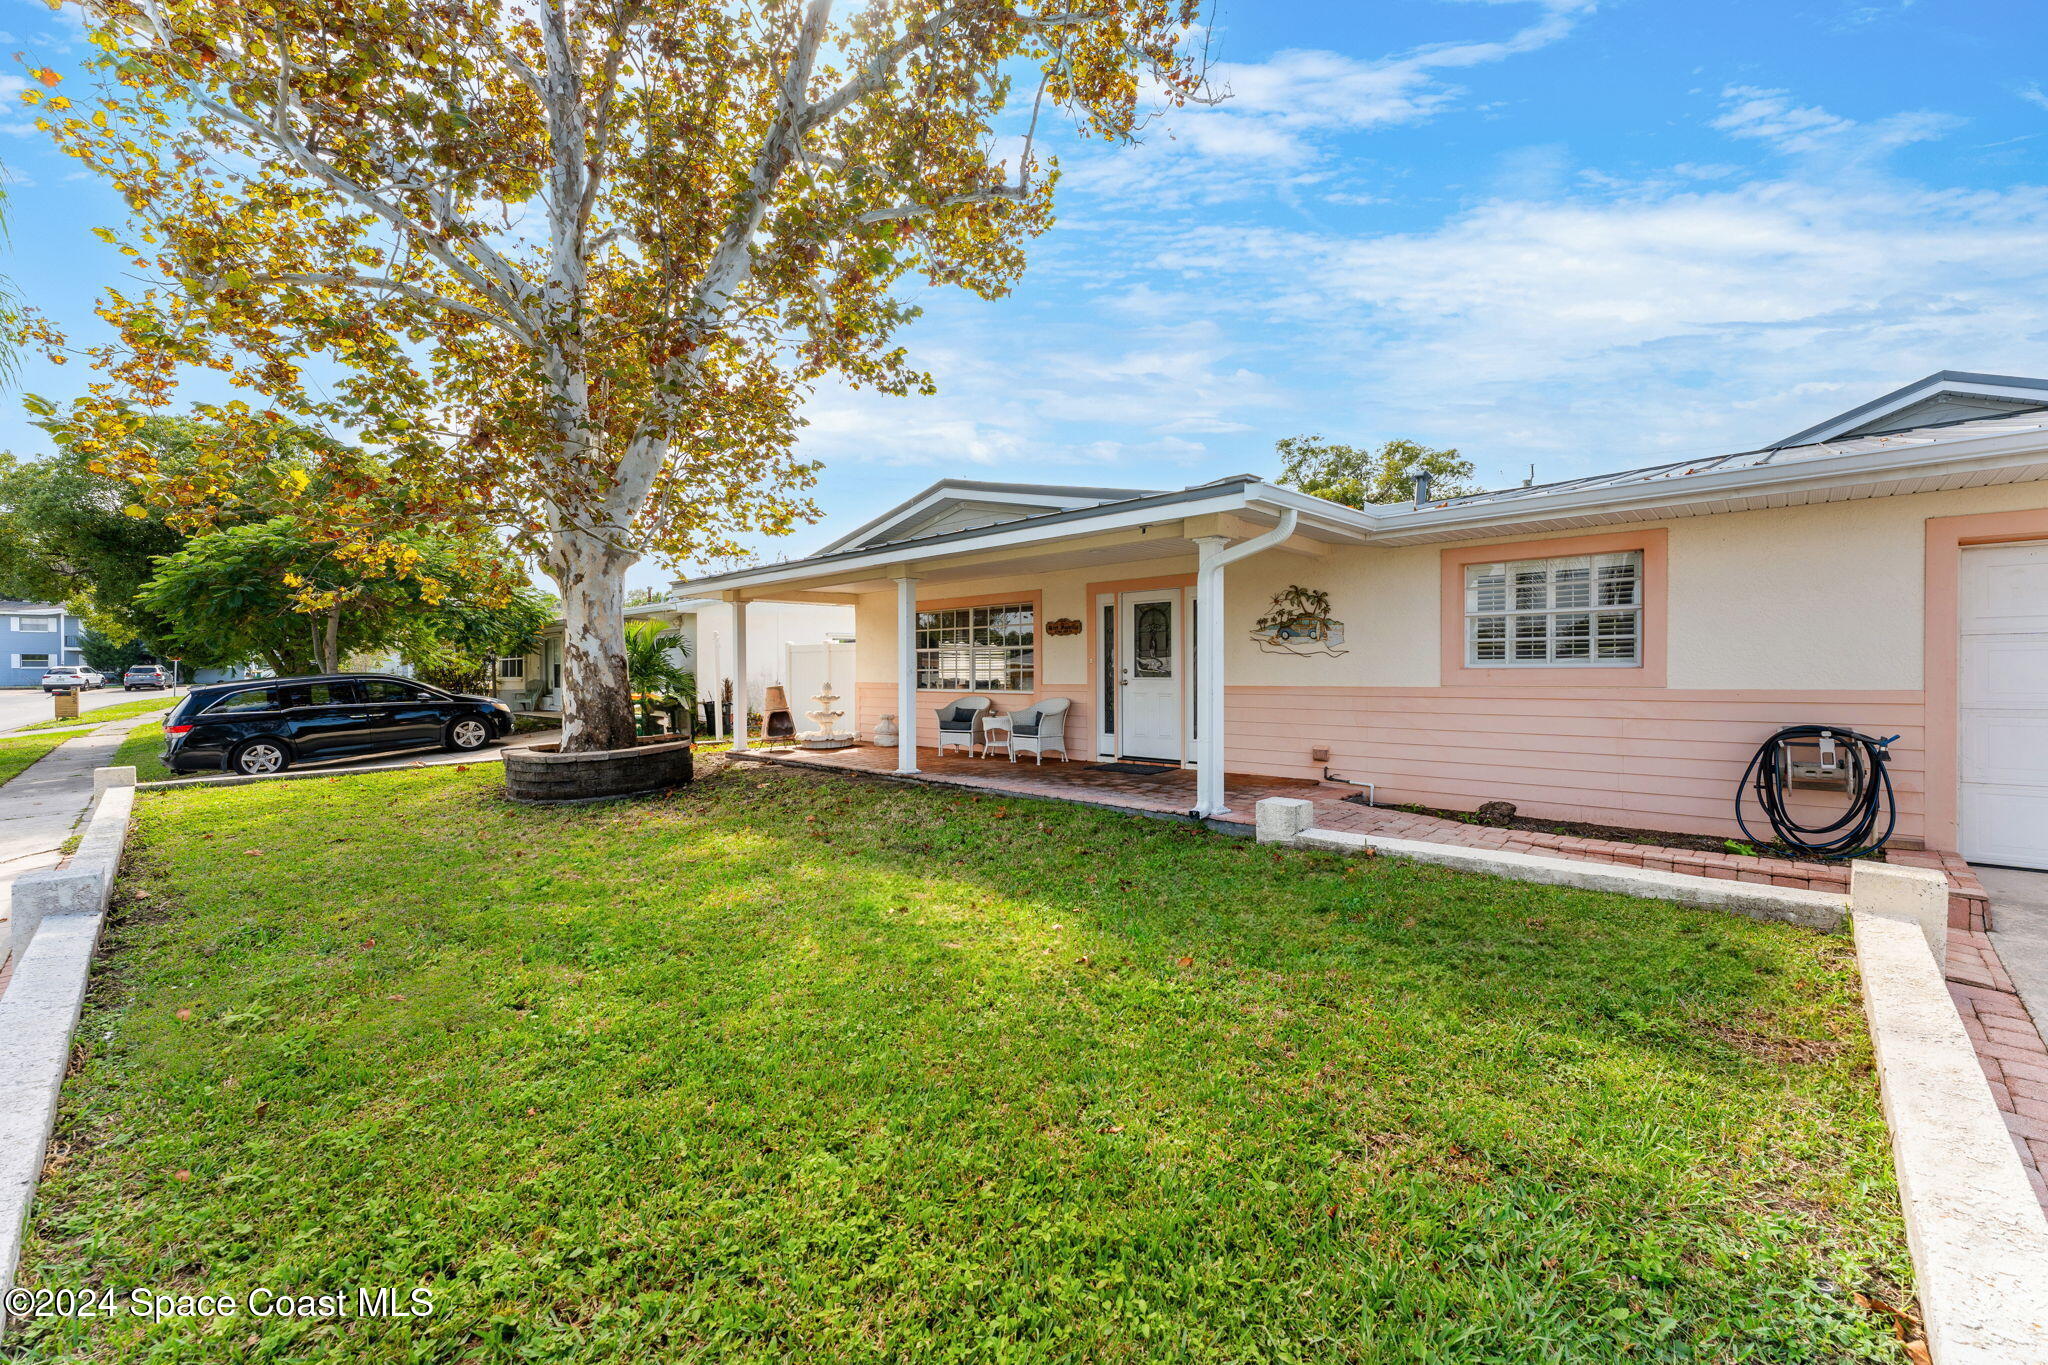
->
[1252,797,1848,930]
[1854,910,2048,1362]
[0,784,137,1341]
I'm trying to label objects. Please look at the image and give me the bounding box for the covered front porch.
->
[683,476,1373,818]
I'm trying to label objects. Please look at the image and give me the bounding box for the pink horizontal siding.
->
[1226,686,1928,845]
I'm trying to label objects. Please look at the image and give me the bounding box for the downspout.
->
[1192,507,1300,818]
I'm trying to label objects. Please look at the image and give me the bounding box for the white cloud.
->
[1712,85,1958,160]
[1065,0,1592,203]
[2021,84,2048,113]
[792,320,1283,474]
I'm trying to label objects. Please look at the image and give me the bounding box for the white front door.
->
[1118,591,1182,762]
[1959,542,2048,869]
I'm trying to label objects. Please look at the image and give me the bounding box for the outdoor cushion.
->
[939,705,977,729]
[1010,711,1040,737]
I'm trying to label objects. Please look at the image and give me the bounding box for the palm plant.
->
[624,620,694,735]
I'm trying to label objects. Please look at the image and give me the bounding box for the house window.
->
[915,602,1034,690]
[1466,551,1641,666]
[13,616,56,632]
[14,653,52,669]
[497,657,526,679]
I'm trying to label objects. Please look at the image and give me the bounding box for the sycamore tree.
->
[20,0,1212,751]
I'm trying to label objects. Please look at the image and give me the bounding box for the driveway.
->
[0,685,184,734]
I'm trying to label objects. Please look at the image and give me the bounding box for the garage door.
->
[1959,541,2048,869]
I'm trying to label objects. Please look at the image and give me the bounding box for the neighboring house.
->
[669,370,2048,870]
[493,596,854,735]
[0,601,86,686]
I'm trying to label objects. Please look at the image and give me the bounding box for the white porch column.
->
[1193,537,1230,818]
[730,600,750,752]
[1190,510,1300,819]
[894,575,920,774]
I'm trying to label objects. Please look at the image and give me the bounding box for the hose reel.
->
[1734,725,1899,860]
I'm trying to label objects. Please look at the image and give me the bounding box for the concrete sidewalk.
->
[0,717,157,955]
[1983,866,2048,1031]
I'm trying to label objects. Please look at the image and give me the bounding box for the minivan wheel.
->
[229,740,291,776]
[447,717,493,752]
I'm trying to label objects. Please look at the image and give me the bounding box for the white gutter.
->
[1192,509,1299,818]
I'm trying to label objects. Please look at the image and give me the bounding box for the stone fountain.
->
[798,678,857,750]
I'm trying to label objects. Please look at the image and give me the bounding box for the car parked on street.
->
[160,673,516,776]
[123,664,172,690]
[40,665,105,692]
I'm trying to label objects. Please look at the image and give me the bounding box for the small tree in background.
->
[623,620,694,733]
[138,518,548,676]
[1275,436,1480,509]
[78,627,153,678]
[24,0,1213,754]
[0,417,420,652]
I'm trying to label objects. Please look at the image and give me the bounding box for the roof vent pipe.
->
[1411,472,1432,507]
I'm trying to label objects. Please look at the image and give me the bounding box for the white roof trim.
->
[1776,373,2048,446]
[815,479,1160,555]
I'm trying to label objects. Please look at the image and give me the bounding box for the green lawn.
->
[0,730,69,787]
[109,721,175,783]
[15,693,177,732]
[17,763,1911,1362]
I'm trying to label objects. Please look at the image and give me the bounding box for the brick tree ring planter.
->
[503,736,695,804]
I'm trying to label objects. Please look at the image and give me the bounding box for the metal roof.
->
[1431,405,2048,512]
[1772,370,2048,446]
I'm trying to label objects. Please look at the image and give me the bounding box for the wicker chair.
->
[996,698,1071,764]
[932,695,993,757]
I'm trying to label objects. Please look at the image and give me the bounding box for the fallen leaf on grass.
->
[174,1008,192,1021]
[172,1170,191,1182]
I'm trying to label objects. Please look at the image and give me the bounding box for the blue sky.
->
[2,0,2046,592]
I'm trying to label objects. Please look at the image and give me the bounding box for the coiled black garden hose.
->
[1734,725,1899,860]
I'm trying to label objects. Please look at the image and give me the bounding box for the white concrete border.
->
[0,783,136,1341]
[1854,910,2048,1363]
[1252,799,1848,931]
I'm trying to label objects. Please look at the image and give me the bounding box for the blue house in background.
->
[1,600,85,687]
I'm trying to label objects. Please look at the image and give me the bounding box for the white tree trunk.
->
[555,529,639,752]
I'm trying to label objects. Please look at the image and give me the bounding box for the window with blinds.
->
[1465,551,1642,666]
[915,602,1035,690]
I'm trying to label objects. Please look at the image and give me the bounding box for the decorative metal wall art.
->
[1251,586,1348,657]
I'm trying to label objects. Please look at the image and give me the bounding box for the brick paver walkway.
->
[1947,930,2048,1210]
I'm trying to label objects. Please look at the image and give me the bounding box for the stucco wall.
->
[846,480,2048,842]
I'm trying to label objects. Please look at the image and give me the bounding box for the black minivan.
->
[162,674,516,776]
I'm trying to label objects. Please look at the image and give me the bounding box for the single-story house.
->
[0,600,86,686]
[670,370,2048,871]
[493,595,853,735]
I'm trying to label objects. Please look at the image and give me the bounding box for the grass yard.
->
[15,693,177,732]
[0,729,69,787]
[109,721,175,783]
[18,762,1912,1362]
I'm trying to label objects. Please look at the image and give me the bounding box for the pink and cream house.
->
[674,371,2048,871]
